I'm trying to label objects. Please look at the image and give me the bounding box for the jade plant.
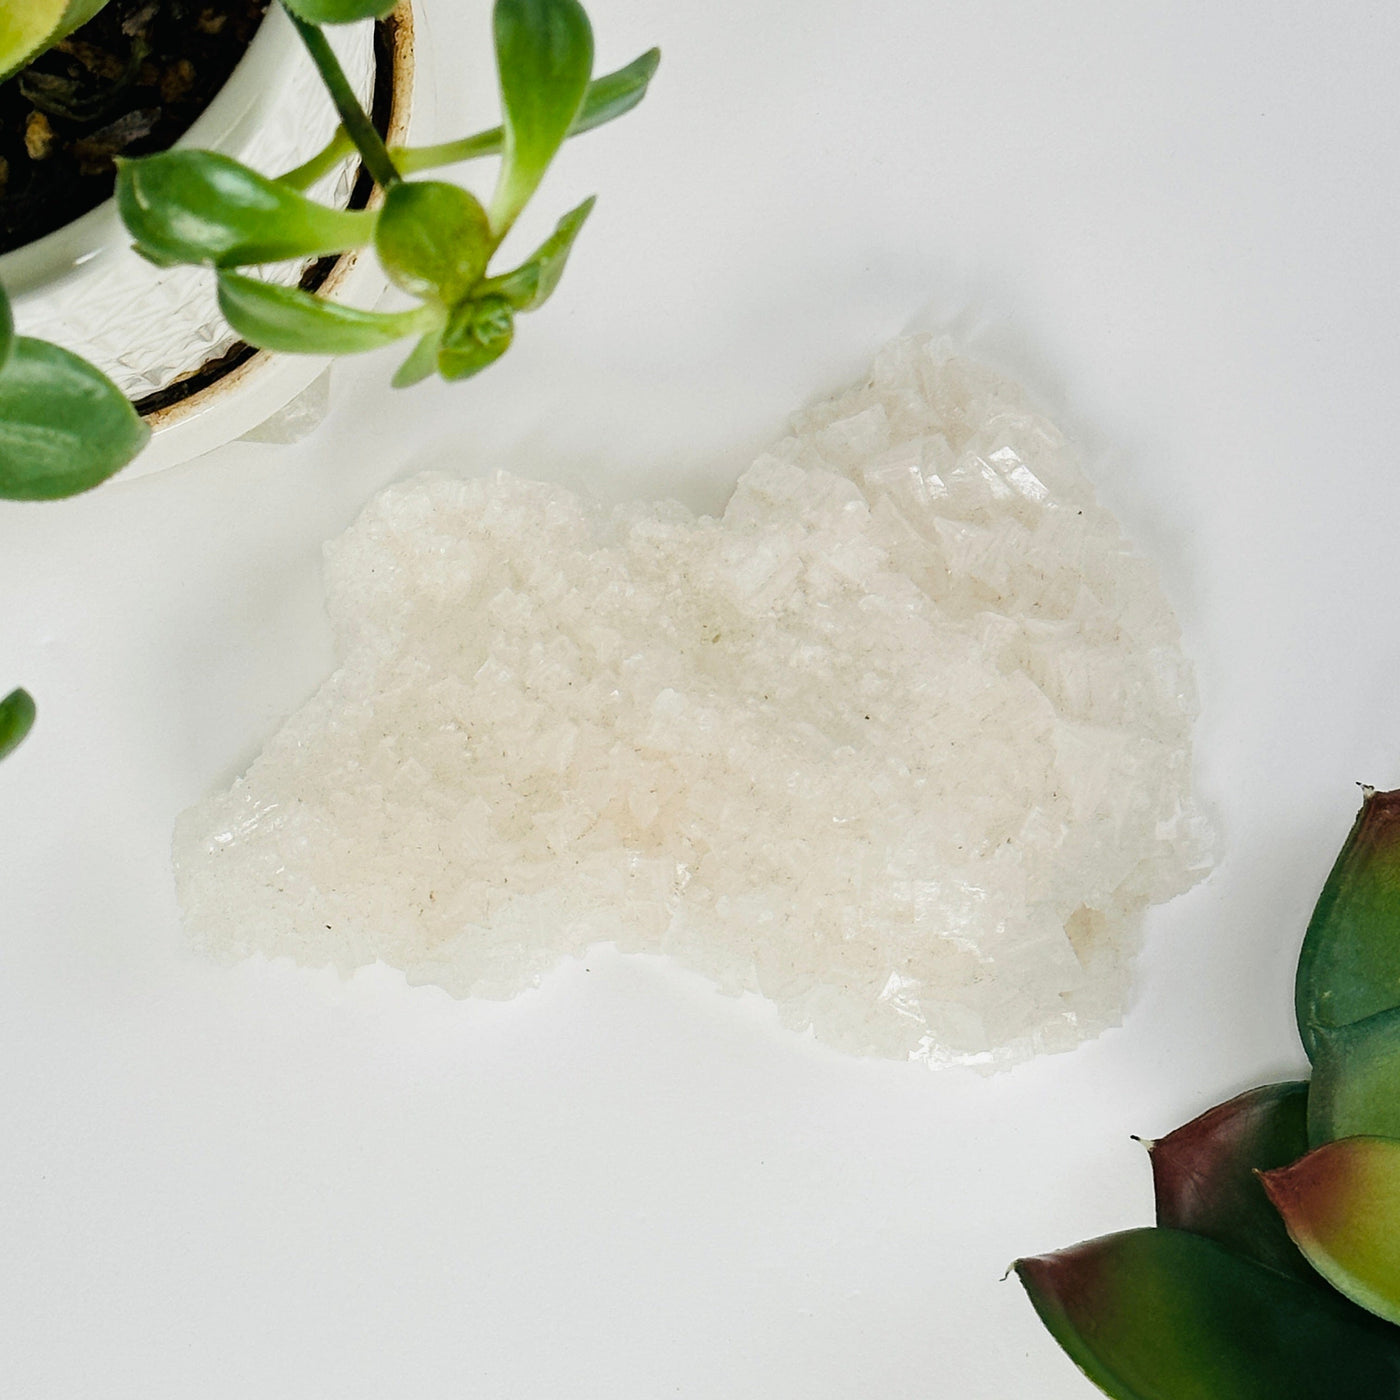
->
[1015,787,1400,1397]
[0,0,658,761]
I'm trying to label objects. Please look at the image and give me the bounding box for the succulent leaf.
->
[1296,788,1400,1057]
[1261,1137,1400,1326]
[438,295,514,382]
[1015,1227,1400,1400]
[217,274,433,356]
[0,337,148,499]
[479,195,594,312]
[0,688,36,763]
[1308,1006,1400,1145]
[568,47,660,136]
[117,151,375,269]
[391,331,442,388]
[375,181,492,304]
[437,333,512,382]
[1149,1081,1317,1283]
[0,0,109,84]
[393,49,661,177]
[489,0,594,234]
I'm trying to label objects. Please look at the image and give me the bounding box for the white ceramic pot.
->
[0,2,416,478]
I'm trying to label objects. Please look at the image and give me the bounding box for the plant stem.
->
[393,129,504,177]
[388,51,663,177]
[283,8,401,191]
[278,125,358,191]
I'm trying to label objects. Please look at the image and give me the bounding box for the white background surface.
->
[3,1,1400,1395]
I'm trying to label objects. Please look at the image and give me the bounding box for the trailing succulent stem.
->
[0,0,659,504]
[283,11,401,191]
[1017,789,1400,1399]
[115,0,657,399]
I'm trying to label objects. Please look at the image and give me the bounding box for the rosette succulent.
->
[1016,787,1400,1398]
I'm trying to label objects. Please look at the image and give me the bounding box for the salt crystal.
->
[173,337,1215,1069]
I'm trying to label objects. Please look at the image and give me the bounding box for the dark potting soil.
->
[0,0,270,254]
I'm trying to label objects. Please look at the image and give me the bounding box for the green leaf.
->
[393,48,661,177]
[217,273,433,356]
[1015,1227,1400,1400]
[438,335,511,383]
[1148,1082,1318,1284]
[0,688,36,764]
[489,0,594,234]
[0,338,148,499]
[480,195,593,312]
[437,295,513,381]
[1262,1137,1400,1326]
[0,281,14,370]
[375,181,492,304]
[391,331,442,388]
[1296,788,1400,1057]
[1308,1006,1400,1145]
[276,0,397,22]
[0,0,109,83]
[117,150,375,269]
[570,46,660,136]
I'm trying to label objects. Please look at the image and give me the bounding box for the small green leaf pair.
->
[199,186,593,384]
[1016,788,1400,1399]
[382,189,594,385]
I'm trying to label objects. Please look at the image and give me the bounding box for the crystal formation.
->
[174,339,1215,1066]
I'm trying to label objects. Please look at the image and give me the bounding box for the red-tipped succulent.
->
[1016,788,1400,1398]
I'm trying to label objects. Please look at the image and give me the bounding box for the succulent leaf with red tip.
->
[1019,789,1400,1398]
[1015,1227,1400,1399]
[1147,1081,1315,1283]
[1261,1136,1400,1327]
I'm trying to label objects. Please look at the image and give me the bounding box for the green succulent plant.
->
[116,0,657,389]
[1016,787,1400,1398]
[0,0,659,763]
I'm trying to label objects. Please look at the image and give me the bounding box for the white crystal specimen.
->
[174,338,1215,1067]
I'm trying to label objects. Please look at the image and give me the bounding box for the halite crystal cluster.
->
[174,338,1214,1067]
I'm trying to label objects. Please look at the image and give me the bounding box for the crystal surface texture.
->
[174,339,1215,1067]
